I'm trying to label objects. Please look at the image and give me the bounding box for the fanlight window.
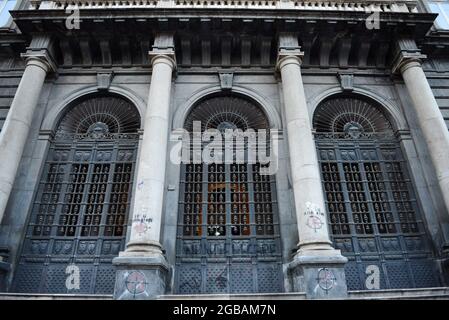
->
[55,96,140,139]
[184,95,269,132]
[13,95,140,294]
[314,96,393,138]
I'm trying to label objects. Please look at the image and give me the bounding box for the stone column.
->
[0,36,56,224]
[277,33,347,299]
[392,39,449,220]
[0,247,10,292]
[113,34,176,300]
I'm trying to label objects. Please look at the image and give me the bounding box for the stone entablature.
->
[31,0,418,13]
[10,0,437,70]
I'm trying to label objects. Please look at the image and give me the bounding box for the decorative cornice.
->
[9,7,437,70]
[30,0,419,13]
[11,7,437,40]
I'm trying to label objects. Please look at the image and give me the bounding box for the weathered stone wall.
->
[425,59,449,130]
[1,56,449,293]
[0,69,23,132]
[0,69,151,290]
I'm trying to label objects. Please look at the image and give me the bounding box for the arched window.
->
[13,95,140,294]
[175,95,283,294]
[313,94,441,290]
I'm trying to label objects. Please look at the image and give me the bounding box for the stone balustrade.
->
[30,0,419,13]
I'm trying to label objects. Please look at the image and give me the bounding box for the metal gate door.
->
[314,95,442,290]
[13,96,140,294]
[174,96,284,294]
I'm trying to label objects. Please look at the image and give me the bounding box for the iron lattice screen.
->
[13,138,138,294]
[316,135,441,290]
[13,96,140,294]
[313,95,441,290]
[175,162,283,294]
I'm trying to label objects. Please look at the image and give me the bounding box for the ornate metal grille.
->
[13,96,140,294]
[314,95,441,290]
[175,96,283,294]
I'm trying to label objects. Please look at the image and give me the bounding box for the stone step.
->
[348,287,449,300]
[159,287,449,300]
[0,287,448,300]
[158,292,308,300]
[0,293,113,300]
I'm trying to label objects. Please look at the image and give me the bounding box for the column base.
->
[0,247,10,292]
[112,250,170,300]
[288,249,348,299]
[440,245,449,286]
[124,239,165,255]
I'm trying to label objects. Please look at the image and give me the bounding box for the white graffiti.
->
[365,265,380,290]
[65,264,80,290]
[169,121,279,175]
[365,11,380,30]
[304,202,324,217]
[65,7,80,30]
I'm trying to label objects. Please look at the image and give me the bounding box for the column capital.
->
[21,50,57,73]
[391,38,427,74]
[149,50,177,70]
[276,50,304,72]
[276,32,304,71]
[21,34,58,73]
[149,32,177,70]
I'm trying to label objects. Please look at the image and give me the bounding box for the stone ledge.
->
[0,287,448,300]
[0,293,113,300]
[158,292,308,300]
[31,0,418,13]
[348,287,449,300]
[112,254,169,270]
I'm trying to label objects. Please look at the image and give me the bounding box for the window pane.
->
[429,2,449,30]
[0,0,17,28]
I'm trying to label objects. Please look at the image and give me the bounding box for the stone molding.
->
[338,73,354,91]
[391,38,427,74]
[149,53,177,70]
[31,0,419,13]
[149,33,177,70]
[21,35,58,73]
[276,32,304,71]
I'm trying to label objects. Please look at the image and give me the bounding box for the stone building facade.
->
[0,0,449,299]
